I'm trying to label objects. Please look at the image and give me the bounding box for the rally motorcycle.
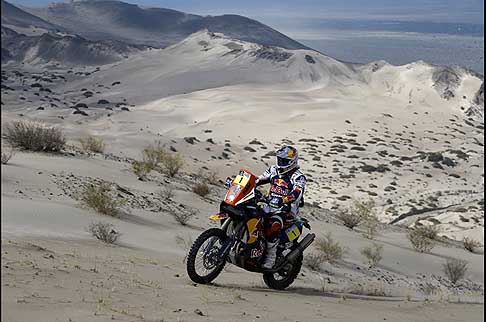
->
[186,169,315,290]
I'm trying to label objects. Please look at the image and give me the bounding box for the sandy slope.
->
[1,31,483,239]
[1,30,484,321]
[1,151,484,322]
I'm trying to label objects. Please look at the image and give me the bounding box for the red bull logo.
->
[275,178,289,188]
[271,178,290,195]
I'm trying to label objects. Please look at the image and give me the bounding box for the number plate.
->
[286,225,301,241]
[233,172,250,186]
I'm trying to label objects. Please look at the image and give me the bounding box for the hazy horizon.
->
[9,0,485,25]
[5,0,485,74]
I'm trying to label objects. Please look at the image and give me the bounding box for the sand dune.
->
[1,28,484,321]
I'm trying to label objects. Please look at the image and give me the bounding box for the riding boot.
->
[262,241,278,269]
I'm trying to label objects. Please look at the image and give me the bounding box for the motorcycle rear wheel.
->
[186,228,227,284]
[262,254,303,290]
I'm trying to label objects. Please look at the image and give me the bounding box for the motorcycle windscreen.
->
[223,169,257,206]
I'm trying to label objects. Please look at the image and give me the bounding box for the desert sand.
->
[2,30,484,321]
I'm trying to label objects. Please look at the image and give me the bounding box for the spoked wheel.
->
[186,228,228,284]
[263,254,302,290]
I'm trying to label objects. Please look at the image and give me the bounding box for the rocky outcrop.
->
[432,66,462,100]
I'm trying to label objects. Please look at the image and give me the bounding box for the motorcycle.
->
[186,169,315,290]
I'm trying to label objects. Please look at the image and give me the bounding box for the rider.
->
[256,145,306,270]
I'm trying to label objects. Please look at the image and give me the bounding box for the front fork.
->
[217,218,247,262]
[216,218,234,259]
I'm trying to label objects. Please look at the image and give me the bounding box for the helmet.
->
[275,145,298,175]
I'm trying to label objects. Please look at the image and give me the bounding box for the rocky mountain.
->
[21,0,308,49]
[1,0,60,32]
[1,26,143,65]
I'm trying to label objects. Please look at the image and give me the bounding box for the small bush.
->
[79,135,105,153]
[353,199,376,218]
[162,153,184,177]
[314,233,346,264]
[343,281,388,297]
[336,209,362,229]
[1,147,14,164]
[463,237,482,253]
[362,215,380,240]
[81,182,122,216]
[132,160,154,179]
[407,226,437,253]
[197,169,219,185]
[416,224,440,240]
[351,199,380,239]
[360,243,384,268]
[158,187,174,200]
[304,253,324,271]
[193,182,211,197]
[3,120,65,152]
[443,258,468,285]
[142,141,167,168]
[171,208,196,226]
[87,221,119,244]
[140,142,183,177]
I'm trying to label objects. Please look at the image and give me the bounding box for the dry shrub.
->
[158,187,174,200]
[139,142,183,177]
[162,153,184,177]
[360,243,384,268]
[304,253,325,271]
[353,199,376,218]
[197,169,219,185]
[81,182,123,216]
[415,224,440,240]
[3,120,65,152]
[87,221,119,244]
[193,182,211,198]
[171,208,197,226]
[79,135,105,153]
[205,171,219,185]
[1,146,14,164]
[132,160,154,179]
[343,281,388,297]
[362,215,380,240]
[142,141,167,168]
[336,209,362,230]
[463,237,482,253]
[443,258,468,285]
[314,232,346,264]
[407,225,438,253]
[354,199,380,239]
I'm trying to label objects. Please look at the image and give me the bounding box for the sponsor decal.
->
[251,248,264,258]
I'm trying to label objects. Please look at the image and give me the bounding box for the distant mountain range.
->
[1,0,60,31]
[2,0,307,49]
[1,25,144,65]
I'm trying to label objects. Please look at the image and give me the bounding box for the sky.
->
[9,0,485,38]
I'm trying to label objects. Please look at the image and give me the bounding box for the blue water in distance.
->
[293,20,484,75]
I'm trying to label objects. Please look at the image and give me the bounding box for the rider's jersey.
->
[258,165,306,215]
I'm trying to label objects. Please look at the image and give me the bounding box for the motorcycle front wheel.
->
[186,228,228,284]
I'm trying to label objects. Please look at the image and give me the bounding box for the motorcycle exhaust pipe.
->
[286,233,315,263]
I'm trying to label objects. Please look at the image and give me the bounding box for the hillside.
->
[1,26,144,65]
[1,0,61,33]
[1,30,483,240]
[22,0,308,49]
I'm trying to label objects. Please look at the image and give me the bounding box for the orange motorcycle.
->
[186,169,315,290]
